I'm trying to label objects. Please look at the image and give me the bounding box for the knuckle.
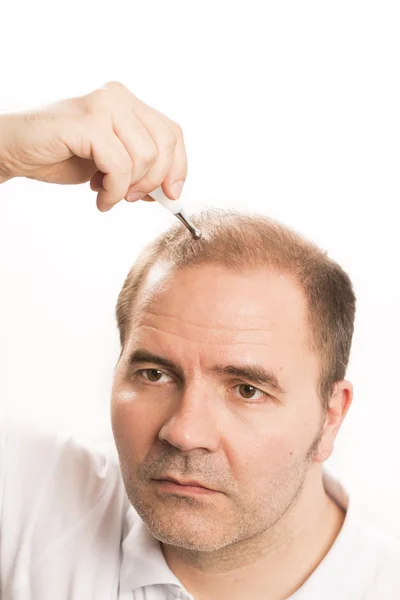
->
[107,148,131,174]
[86,81,127,113]
[161,130,178,153]
[104,80,127,93]
[139,142,158,166]
[85,88,109,113]
[172,121,184,138]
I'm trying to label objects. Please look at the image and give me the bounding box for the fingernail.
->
[171,180,185,199]
[126,191,146,202]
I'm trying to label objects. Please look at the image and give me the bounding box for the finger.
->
[113,112,158,186]
[123,194,154,205]
[91,134,132,210]
[90,170,104,191]
[124,126,177,200]
[121,95,187,199]
[161,126,188,200]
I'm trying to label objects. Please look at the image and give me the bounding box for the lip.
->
[153,476,218,494]
[153,479,218,495]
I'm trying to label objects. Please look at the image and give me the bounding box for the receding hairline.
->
[124,258,314,354]
[116,208,356,404]
[117,209,329,348]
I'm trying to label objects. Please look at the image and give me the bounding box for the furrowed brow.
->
[127,349,184,378]
[212,364,285,394]
[126,351,285,394]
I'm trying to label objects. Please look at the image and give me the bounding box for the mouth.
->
[152,476,219,496]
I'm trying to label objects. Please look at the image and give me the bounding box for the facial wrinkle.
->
[139,324,273,347]
[142,309,270,332]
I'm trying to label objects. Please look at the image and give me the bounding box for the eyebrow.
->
[127,349,285,394]
[127,349,185,379]
[211,365,285,394]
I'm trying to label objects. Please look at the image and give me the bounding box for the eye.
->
[236,384,266,401]
[139,369,171,383]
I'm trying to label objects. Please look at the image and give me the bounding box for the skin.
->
[111,263,352,600]
[0,81,187,210]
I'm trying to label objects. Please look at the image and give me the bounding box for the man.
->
[0,83,399,600]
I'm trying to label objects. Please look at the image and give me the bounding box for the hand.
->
[0,81,187,211]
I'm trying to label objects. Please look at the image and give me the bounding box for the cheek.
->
[227,411,319,482]
[111,390,162,461]
[231,430,297,478]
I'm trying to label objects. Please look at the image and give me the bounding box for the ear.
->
[313,380,353,463]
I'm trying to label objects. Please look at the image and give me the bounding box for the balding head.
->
[116,209,356,405]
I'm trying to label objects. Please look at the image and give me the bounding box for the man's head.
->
[111,210,355,552]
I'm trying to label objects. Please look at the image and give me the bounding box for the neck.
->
[161,468,345,600]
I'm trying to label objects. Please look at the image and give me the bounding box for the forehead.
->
[131,263,310,350]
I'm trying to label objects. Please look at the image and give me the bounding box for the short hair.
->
[116,209,356,406]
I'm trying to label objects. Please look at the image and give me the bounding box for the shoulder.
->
[0,414,127,534]
[320,468,400,598]
[0,416,128,595]
[365,519,400,572]
[357,519,400,598]
[1,414,121,494]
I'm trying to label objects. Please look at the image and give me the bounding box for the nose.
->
[158,382,221,452]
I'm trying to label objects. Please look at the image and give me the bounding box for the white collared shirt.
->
[1,415,400,600]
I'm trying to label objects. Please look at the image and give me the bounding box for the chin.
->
[148,520,230,552]
[126,482,241,551]
[138,501,234,551]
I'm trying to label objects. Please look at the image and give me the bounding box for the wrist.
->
[0,168,12,184]
[0,113,17,183]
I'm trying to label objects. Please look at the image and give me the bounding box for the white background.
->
[1,2,399,534]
